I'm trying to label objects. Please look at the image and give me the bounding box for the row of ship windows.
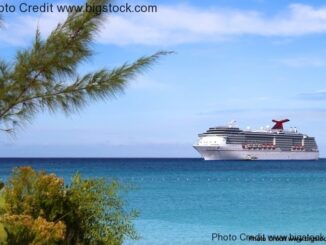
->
[227,140,315,144]
[229,142,316,145]
[201,141,316,150]
[243,144,311,151]
[242,145,276,150]
[227,138,314,141]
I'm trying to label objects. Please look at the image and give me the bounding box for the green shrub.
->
[0,166,138,245]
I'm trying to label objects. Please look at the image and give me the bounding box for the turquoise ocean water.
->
[0,158,326,244]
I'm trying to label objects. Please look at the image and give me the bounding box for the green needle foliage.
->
[0,0,169,132]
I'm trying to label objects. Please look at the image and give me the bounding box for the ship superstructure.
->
[193,119,319,160]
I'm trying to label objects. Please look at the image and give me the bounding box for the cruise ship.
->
[193,119,319,160]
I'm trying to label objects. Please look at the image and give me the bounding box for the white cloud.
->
[299,89,326,100]
[3,3,326,46]
[91,3,326,45]
[275,57,326,67]
[0,12,66,46]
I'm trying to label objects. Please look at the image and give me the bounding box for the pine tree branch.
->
[0,0,108,119]
[0,0,172,132]
[12,51,171,112]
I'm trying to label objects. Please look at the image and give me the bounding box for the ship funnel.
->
[272,119,289,130]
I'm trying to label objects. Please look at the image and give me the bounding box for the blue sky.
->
[1,0,326,157]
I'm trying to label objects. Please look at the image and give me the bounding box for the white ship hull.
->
[193,145,319,160]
